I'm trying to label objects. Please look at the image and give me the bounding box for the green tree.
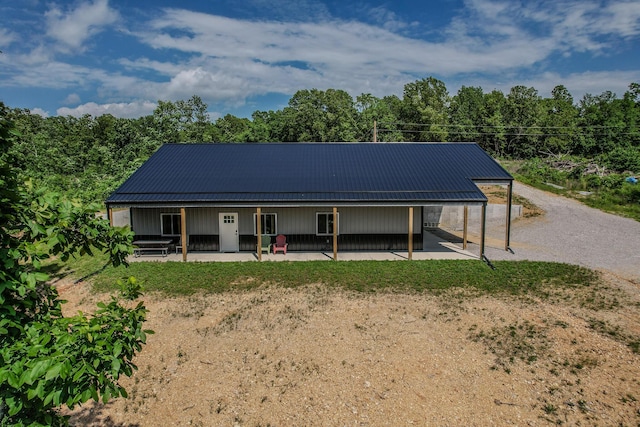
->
[0,103,151,426]
[175,95,213,142]
[211,114,253,142]
[400,77,450,141]
[538,85,579,155]
[281,89,358,142]
[480,90,508,156]
[355,94,403,142]
[449,86,485,143]
[621,83,640,148]
[246,111,279,142]
[504,85,542,158]
[151,96,212,143]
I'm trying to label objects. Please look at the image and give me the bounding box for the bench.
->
[133,240,172,257]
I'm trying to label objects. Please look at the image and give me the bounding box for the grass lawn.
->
[49,250,600,298]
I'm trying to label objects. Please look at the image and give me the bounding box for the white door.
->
[218,212,239,252]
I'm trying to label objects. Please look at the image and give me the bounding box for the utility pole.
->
[373,120,377,142]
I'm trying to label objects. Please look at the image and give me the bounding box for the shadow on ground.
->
[69,403,141,427]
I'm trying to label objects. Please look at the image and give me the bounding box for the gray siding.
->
[131,208,179,235]
[132,206,423,237]
[339,207,421,234]
[237,208,316,235]
[187,208,218,234]
[133,207,224,235]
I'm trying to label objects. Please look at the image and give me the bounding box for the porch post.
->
[505,181,513,251]
[257,207,262,261]
[108,207,114,227]
[408,207,414,260]
[463,206,468,250]
[180,207,187,262]
[480,203,486,261]
[333,207,338,261]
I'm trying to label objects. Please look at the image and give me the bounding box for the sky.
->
[1,0,640,120]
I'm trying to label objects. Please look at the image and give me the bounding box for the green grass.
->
[580,189,640,221]
[49,251,600,298]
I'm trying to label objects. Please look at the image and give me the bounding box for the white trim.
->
[160,213,181,236]
[252,212,278,236]
[316,212,339,236]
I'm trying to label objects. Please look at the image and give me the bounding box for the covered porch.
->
[126,230,479,263]
[111,199,512,263]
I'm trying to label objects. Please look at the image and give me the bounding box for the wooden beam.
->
[505,182,513,251]
[180,207,187,262]
[108,208,114,227]
[463,205,468,250]
[257,207,262,262]
[333,207,338,261]
[408,207,413,260]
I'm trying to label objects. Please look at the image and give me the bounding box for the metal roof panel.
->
[107,142,510,205]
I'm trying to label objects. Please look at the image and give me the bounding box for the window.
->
[161,213,181,236]
[253,213,277,235]
[316,212,338,236]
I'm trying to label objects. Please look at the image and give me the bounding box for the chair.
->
[273,234,288,254]
[259,234,271,254]
[175,235,189,254]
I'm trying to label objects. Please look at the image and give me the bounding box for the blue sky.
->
[1,0,639,119]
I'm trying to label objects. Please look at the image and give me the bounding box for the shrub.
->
[617,182,640,204]
[599,147,640,173]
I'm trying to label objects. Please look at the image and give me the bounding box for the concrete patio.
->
[128,232,478,263]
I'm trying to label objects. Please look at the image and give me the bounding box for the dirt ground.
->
[479,185,544,218]
[60,270,640,427]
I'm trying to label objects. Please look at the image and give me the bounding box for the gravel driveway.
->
[483,182,640,282]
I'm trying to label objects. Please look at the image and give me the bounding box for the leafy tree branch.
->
[0,102,151,427]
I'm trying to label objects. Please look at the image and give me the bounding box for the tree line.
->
[5,77,640,203]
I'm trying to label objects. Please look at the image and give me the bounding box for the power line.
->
[377,121,635,130]
[376,129,640,137]
[375,121,640,138]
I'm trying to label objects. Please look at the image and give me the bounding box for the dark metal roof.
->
[106,142,512,206]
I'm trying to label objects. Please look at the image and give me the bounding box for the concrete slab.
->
[128,246,478,263]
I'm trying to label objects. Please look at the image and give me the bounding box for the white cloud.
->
[88,3,626,110]
[531,70,640,99]
[367,6,419,32]
[57,101,157,118]
[457,69,640,102]
[165,68,250,100]
[45,0,119,51]
[244,0,331,21]
[595,1,640,38]
[134,8,554,102]
[0,28,17,47]
[118,57,184,75]
[63,93,81,105]
[30,108,50,118]
[470,0,640,53]
[6,59,98,89]
[2,0,639,117]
